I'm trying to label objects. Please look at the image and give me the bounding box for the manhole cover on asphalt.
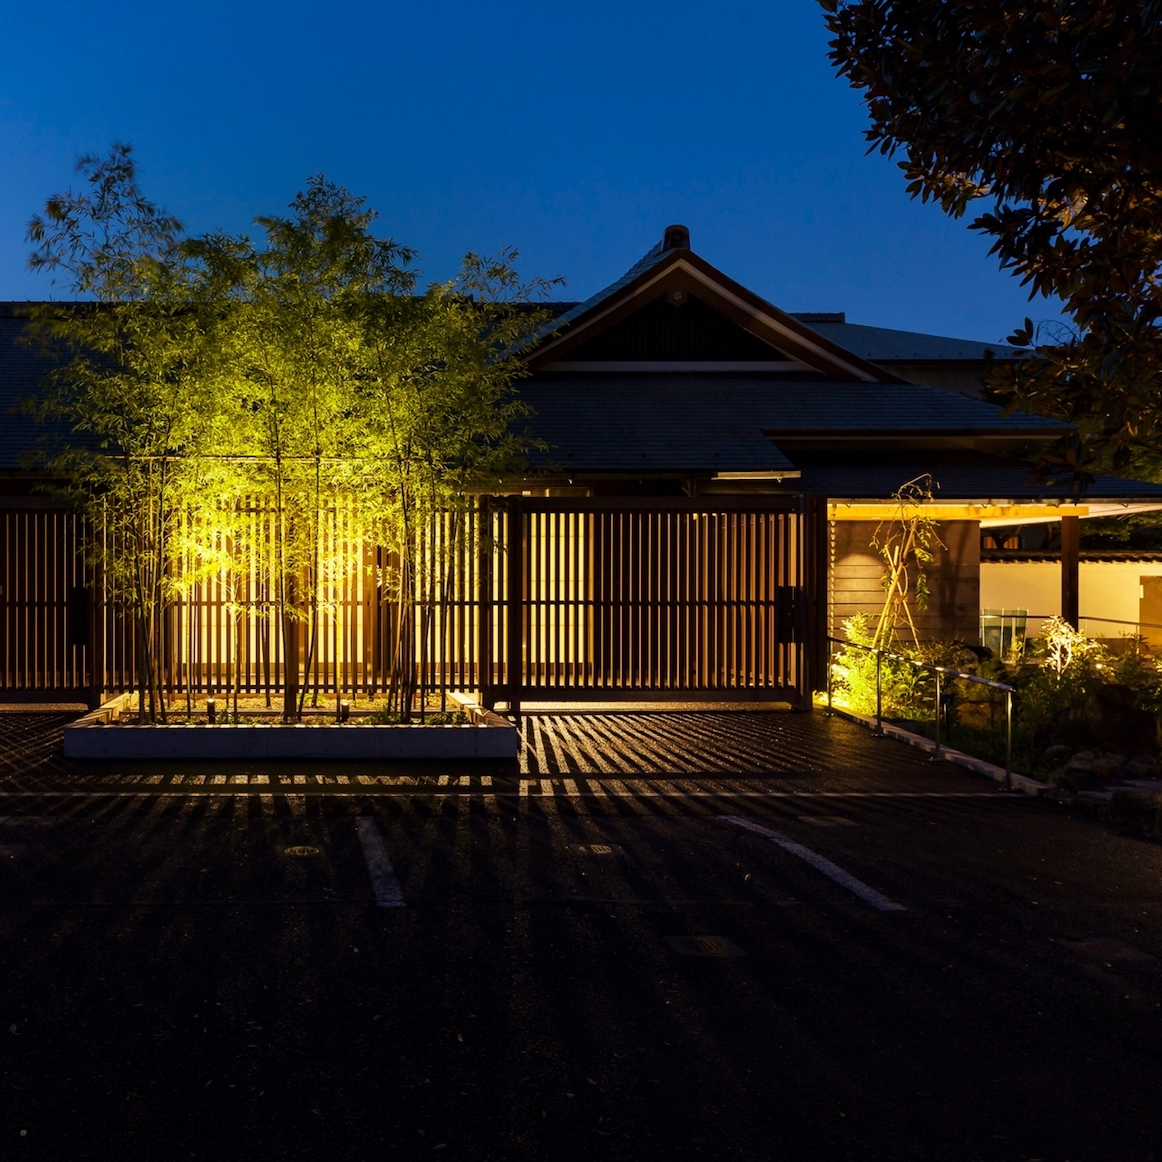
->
[666,935,745,959]
[798,816,856,827]
[1060,938,1156,962]
[284,845,322,857]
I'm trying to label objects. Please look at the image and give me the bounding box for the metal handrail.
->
[1077,614,1162,632]
[826,635,1014,790]
[995,613,1162,632]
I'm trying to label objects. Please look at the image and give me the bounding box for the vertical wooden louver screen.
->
[1,505,91,695]
[2,496,806,705]
[511,497,804,700]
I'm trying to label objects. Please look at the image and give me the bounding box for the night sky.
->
[1,0,1061,341]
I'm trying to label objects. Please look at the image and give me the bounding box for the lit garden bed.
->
[63,693,518,760]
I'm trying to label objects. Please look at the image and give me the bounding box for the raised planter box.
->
[63,693,518,761]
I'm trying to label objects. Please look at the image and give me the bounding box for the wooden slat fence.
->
[500,496,805,706]
[1,495,807,706]
[1,504,92,696]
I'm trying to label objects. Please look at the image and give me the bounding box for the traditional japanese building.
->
[4,227,1162,709]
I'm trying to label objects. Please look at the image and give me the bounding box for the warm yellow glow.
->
[827,502,1089,523]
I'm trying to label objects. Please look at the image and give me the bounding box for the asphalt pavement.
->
[1,709,1161,1161]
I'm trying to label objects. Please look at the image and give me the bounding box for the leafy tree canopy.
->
[821,0,1162,480]
[25,145,558,721]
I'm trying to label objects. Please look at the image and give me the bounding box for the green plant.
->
[25,146,222,723]
[986,621,1162,769]
[831,614,931,717]
[27,148,558,724]
[363,708,404,725]
[869,475,944,648]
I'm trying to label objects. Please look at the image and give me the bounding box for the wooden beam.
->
[1061,514,1080,629]
[829,503,1089,522]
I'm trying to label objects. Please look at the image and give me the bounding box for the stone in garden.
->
[1044,744,1072,761]
[1057,760,1100,792]
[1107,788,1155,826]
[1083,684,1160,757]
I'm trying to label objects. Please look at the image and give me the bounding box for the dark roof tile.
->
[0,316,82,471]
[792,317,1024,362]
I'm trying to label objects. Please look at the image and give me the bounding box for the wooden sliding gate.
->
[486,496,809,708]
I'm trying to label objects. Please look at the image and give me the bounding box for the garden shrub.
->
[832,613,1162,774]
[831,614,977,720]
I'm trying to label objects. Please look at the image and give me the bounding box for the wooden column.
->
[506,496,524,724]
[801,496,829,709]
[1061,514,1080,629]
[478,497,494,709]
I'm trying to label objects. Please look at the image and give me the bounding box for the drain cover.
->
[798,816,856,827]
[284,845,321,857]
[571,844,624,855]
[666,935,745,959]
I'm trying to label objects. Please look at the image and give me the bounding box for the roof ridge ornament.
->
[629,224,692,272]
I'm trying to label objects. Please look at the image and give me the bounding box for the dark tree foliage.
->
[821,0,1162,481]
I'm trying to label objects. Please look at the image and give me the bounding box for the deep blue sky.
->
[0,0,1060,341]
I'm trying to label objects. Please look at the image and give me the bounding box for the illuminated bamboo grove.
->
[26,145,556,721]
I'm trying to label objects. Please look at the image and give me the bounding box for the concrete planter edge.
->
[63,693,518,760]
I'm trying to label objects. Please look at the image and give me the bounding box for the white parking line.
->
[721,815,907,912]
[355,817,405,908]
[0,788,1008,800]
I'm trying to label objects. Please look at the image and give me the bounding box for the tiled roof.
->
[792,317,1024,363]
[527,244,678,346]
[0,314,85,471]
[522,374,1068,457]
[522,380,795,474]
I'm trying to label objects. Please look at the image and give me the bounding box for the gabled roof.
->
[526,226,901,383]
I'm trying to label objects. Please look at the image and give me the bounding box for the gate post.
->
[506,496,524,725]
[802,496,829,709]
[478,496,494,710]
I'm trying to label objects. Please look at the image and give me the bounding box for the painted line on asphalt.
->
[355,816,405,908]
[721,815,907,912]
[0,789,1008,800]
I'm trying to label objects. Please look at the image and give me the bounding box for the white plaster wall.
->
[980,560,1162,638]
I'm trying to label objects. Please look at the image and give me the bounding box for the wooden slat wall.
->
[2,496,806,704]
[166,500,498,700]
[515,498,804,699]
[1,506,91,694]
[829,519,980,643]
